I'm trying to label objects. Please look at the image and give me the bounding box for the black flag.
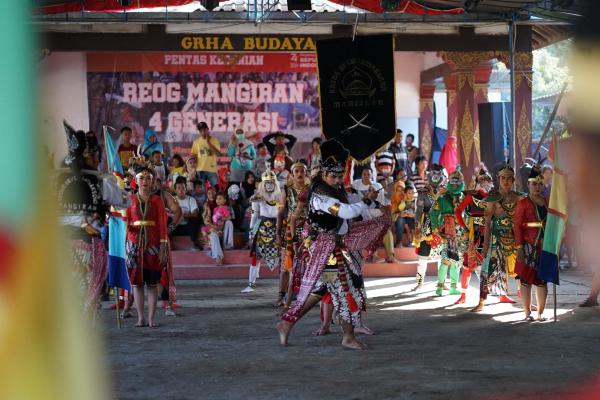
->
[317,35,396,162]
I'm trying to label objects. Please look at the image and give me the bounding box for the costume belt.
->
[523,222,543,228]
[133,220,156,227]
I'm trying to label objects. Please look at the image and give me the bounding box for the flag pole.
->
[115,287,121,329]
[553,283,557,322]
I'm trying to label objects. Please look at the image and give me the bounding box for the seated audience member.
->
[171,177,201,249]
[150,150,167,184]
[201,191,234,265]
[240,171,257,208]
[191,180,207,211]
[227,184,245,232]
[307,137,322,177]
[184,154,200,193]
[400,184,417,246]
[167,154,185,189]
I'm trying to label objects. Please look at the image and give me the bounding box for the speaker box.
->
[287,0,312,10]
[478,102,512,170]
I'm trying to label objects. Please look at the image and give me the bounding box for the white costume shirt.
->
[250,198,279,229]
[310,193,376,235]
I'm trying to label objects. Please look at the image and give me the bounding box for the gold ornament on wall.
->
[421,122,432,159]
[517,101,531,161]
[460,105,475,167]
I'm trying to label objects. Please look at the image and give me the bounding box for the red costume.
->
[513,196,548,286]
[126,194,168,285]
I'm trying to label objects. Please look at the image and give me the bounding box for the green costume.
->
[430,167,466,296]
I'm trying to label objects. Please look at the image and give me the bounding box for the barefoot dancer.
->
[277,161,310,307]
[278,139,390,350]
[514,164,549,321]
[242,165,282,294]
[453,167,493,304]
[125,166,168,327]
[412,164,447,292]
[472,164,523,312]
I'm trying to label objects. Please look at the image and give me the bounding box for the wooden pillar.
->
[496,51,533,189]
[439,51,495,182]
[419,83,436,161]
[444,73,458,146]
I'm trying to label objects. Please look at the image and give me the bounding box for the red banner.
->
[87,52,316,73]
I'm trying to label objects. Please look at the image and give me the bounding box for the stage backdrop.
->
[86,48,320,158]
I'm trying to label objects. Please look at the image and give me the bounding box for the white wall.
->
[394,51,425,144]
[39,52,89,166]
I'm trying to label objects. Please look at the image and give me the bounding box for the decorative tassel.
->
[284,220,294,271]
[346,292,359,313]
[335,248,350,293]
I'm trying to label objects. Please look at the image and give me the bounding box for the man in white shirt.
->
[171,177,200,248]
[278,139,391,350]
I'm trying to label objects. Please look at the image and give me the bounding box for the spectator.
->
[191,180,207,211]
[410,155,429,195]
[118,126,137,168]
[262,131,297,156]
[227,128,256,185]
[171,177,201,249]
[205,187,217,214]
[150,150,167,184]
[227,184,245,231]
[388,129,410,176]
[396,167,408,185]
[542,165,553,199]
[270,145,293,188]
[138,129,164,160]
[400,184,417,246]
[201,192,234,265]
[191,122,222,188]
[183,154,199,193]
[391,180,406,246]
[253,143,270,179]
[240,171,257,208]
[167,154,185,189]
[307,137,322,177]
[375,146,395,183]
[405,133,420,168]
[351,168,385,204]
[351,155,377,181]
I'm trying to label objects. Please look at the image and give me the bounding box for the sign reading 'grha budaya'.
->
[317,35,396,162]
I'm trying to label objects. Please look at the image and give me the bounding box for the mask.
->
[236,133,245,141]
[264,180,275,193]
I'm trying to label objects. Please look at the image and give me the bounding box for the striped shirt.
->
[410,173,428,194]
[375,150,395,177]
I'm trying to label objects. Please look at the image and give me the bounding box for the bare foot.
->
[470,301,485,312]
[341,338,367,350]
[277,321,292,347]
[273,298,284,307]
[313,326,331,336]
[215,257,223,266]
[135,319,147,327]
[354,325,376,335]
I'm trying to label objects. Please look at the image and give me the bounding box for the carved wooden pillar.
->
[439,51,495,181]
[444,73,458,149]
[419,83,436,161]
[496,51,533,189]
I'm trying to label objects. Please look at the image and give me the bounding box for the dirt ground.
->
[100,270,600,400]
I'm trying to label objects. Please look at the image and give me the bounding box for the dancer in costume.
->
[431,166,466,296]
[514,164,548,321]
[277,139,391,350]
[411,164,447,292]
[241,165,282,294]
[453,167,493,304]
[472,163,523,312]
[125,166,168,327]
[277,161,310,307]
[54,121,130,322]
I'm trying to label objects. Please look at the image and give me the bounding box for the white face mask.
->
[264,180,276,193]
[235,133,244,141]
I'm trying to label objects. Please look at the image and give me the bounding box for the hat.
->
[448,165,464,185]
[261,163,277,181]
[320,139,349,174]
[227,184,241,201]
[527,164,544,184]
[63,120,86,167]
[197,122,209,130]
[476,165,492,182]
[496,161,515,179]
